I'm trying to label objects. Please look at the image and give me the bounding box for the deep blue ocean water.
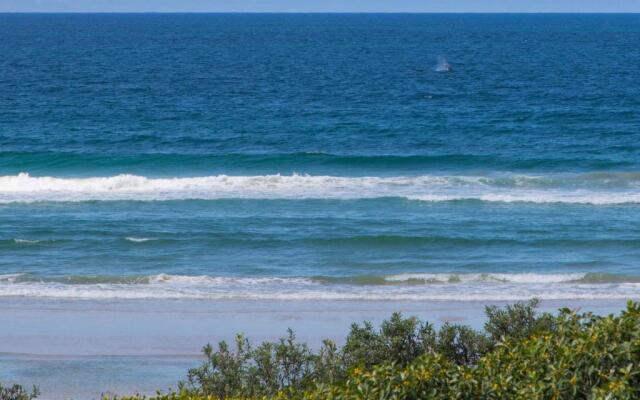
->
[1,13,640,301]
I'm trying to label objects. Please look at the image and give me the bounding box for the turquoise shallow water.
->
[1,13,640,302]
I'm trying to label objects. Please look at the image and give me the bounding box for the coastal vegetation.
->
[117,299,640,399]
[0,383,38,400]
[5,300,640,399]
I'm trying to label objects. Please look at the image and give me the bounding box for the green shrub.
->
[306,354,461,400]
[107,300,640,400]
[173,300,545,398]
[183,329,340,398]
[0,383,38,400]
[435,322,491,366]
[307,301,640,400]
[470,303,640,399]
[484,298,555,342]
[341,312,436,370]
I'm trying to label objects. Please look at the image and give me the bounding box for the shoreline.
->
[1,297,629,356]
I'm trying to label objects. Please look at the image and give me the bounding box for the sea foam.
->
[0,172,638,204]
[124,237,156,243]
[13,238,43,244]
[0,272,639,301]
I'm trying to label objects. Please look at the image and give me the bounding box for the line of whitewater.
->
[0,172,639,204]
[0,272,639,301]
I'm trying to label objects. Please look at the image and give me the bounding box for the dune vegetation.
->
[4,300,640,400]
[0,383,38,400]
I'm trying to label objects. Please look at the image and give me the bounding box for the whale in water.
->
[435,57,452,72]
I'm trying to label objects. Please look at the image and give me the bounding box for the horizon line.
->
[1,11,640,15]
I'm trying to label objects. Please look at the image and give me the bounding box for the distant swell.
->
[0,152,631,175]
[0,172,639,204]
[1,272,639,301]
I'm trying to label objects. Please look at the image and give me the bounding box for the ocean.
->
[1,13,639,398]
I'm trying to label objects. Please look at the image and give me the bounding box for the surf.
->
[1,172,638,204]
[1,272,640,301]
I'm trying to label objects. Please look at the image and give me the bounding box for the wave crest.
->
[0,272,639,301]
[0,172,639,204]
[124,237,157,243]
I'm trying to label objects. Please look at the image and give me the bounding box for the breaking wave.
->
[0,272,639,301]
[0,172,639,204]
[13,238,44,245]
[124,237,157,243]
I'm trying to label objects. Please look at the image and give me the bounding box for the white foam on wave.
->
[408,193,640,205]
[0,273,25,283]
[0,283,637,301]
[0,172,639,204]
[385,272,587,284]
[0,272,638,301]
[124,237,156,243]
[13,238,42,244]
[146,273,313,285]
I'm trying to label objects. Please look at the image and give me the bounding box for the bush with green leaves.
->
[109,299,640,400]
[483,298,556,342]
[0,383,38,400]
[183,329,330,398]
[308,301,640,400]
[180,303,508,399]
